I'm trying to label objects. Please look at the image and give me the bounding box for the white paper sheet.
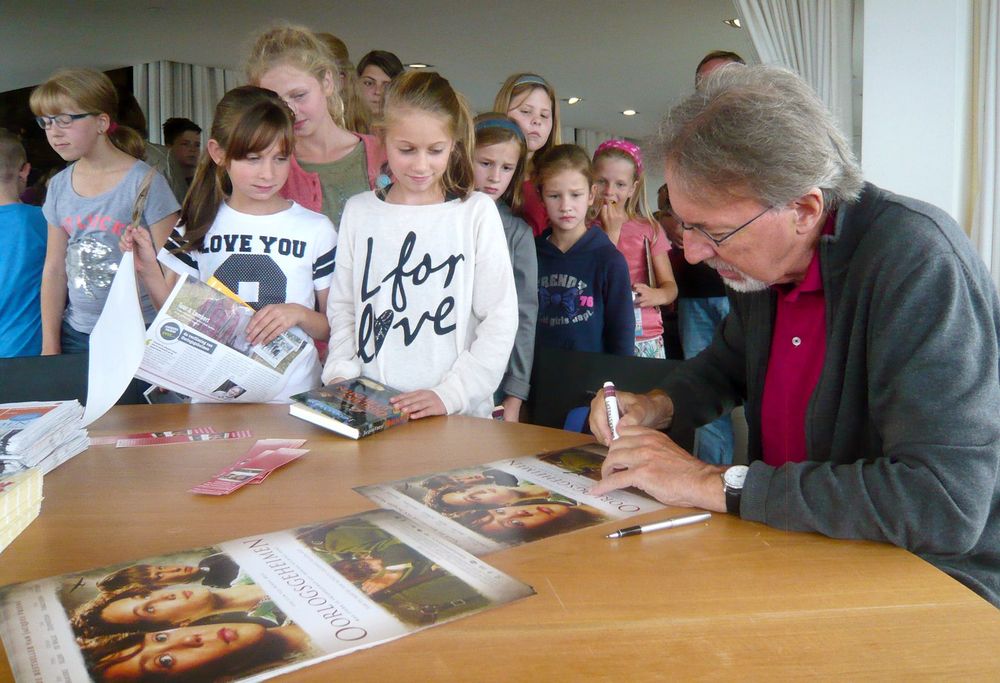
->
[81,252,146,426]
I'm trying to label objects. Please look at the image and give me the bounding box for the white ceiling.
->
[0,0,753,140]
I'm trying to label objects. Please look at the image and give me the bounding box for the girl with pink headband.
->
[593,139,678,358]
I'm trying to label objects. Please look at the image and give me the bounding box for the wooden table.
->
[2,404,1000,681]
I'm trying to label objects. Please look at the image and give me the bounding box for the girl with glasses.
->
[30,68,180,355]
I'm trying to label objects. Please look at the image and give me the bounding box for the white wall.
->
[861,0,973,228]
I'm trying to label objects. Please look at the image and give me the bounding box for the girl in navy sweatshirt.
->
[534,145,633,356]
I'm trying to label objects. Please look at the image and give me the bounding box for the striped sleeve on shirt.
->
[162,228,198,271]
[313,245,336,281]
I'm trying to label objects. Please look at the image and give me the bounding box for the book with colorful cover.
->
[289,377,408,439]
[0,509,533,682]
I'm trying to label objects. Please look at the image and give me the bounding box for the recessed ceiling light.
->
[564,97,583,105]
[406,63,432,69]
[724,18,742,28]
[622,109,637,116]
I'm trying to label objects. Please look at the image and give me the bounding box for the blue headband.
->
[513,74,549,88]
[475,117,526,142]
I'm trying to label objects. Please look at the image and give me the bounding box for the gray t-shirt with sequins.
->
[43,160,179,333]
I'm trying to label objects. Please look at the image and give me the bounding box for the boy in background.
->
[163,117,202,186]
[0,130,46,358]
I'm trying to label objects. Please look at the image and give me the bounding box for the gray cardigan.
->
[661,183,1000,605]
[497,202,538,402]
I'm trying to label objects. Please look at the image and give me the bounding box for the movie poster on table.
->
[355,443,664,556]
[0,510,532,682]
[134,275,311,403]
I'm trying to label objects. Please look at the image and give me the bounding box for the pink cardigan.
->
[280,133,387,212]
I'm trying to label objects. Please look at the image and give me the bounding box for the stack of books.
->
[0,467,42,554]
[0,401,89,475]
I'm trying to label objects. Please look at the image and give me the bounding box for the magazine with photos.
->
[0,401,84,456]
[0,401,88,474]
[135,276,312,403]
[0,510,533,682]
[356,444,665,556]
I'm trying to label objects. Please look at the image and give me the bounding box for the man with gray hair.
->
[589,65,1000,606]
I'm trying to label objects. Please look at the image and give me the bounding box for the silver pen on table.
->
[605,512,711,539]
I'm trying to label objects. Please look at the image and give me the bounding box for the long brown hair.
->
[378,71,475,200]
[29,68,145,159]
[176,86,294,252]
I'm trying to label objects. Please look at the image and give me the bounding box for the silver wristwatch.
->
[723,465,748,516]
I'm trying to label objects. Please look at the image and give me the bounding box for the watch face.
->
[724,465,749,488]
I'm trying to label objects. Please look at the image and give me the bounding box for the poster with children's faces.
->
[355,444,664,556]
[0,511,534,683]
[0,546,322,683]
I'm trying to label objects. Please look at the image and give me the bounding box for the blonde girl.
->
[246,25,387,231]
[123,86,336,402]
[494,73,561,237]
[324,71,517,419]
[315,32,372,135]
[472,112,537,422]
[31,68,180,355]
[533,144,633,356]
[593,139,678,358]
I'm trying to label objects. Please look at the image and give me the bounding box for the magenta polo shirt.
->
[760,214,835,466]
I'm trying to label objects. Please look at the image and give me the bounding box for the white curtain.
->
[732,0,855,141]
[573,128,615,157]
[133,61,243,144]
[971,0,1000,285]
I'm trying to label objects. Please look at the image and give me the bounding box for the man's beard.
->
[704,258,769,293]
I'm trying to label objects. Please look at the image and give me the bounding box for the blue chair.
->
[563,406,591,433]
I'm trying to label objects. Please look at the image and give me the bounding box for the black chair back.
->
[525,347,694,450]
[0,353,146,405]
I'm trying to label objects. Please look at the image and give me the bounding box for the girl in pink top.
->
[246,25,388,232]
[593,139,678,358]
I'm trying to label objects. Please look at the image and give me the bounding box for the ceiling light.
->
[406,63,432,69]
[724,18,742,28]
[564,97,582,105]
[622,109,637,116]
